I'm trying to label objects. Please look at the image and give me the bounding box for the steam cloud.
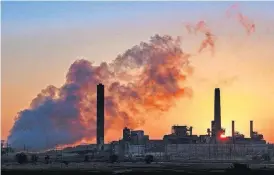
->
[8,35,193,151]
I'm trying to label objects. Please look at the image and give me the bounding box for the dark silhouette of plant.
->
[84,155,89,162]
[31,154,38,164]
[109,154,118,163]
[145,155,153,164]
[45,155,50,164]
[15,152,28,164]
[252,155,259,160]
[233,163,249,169]
[226,163,251,173]
[61,160,69,166]
[262,154,271,161]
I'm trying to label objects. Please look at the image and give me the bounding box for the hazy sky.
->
[2,1,274,143]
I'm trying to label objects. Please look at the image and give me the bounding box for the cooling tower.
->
[97,83,105,149]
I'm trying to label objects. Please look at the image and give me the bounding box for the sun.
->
[220,134,226,139]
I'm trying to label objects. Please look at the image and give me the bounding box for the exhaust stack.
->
[232,120,235,143]
[250,120,253,138]
[97,83,105,150]
[211,120,215,137]
[189,127,193,136]
[214,88,221,135]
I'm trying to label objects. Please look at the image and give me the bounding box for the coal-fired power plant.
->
[4,85,267,155]
[97,83,105,150]
[48,87,268,158]
[1,83,270,164]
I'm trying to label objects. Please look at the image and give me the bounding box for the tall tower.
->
[250,120,253,138]
[232,120,235,144]
[214,88,221,134]
[97,83,105,149]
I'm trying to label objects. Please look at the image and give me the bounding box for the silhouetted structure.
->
[211,120,215,137]
[50,87,268,160]
[214,88,221,138]
[232,120,235,144]
[123,127,131,142]
[250,120,253,138]
[97,83,105,150]
[163,126,198,144]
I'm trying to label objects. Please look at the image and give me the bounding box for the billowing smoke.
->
[8,34,193,151]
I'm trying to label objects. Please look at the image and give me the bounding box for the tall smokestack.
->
[232,120,235,143]
[97,83,104,149]
[214,88,221,133]
[250,120,253,138]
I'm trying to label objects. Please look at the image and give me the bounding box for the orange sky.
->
[2,1,274,144]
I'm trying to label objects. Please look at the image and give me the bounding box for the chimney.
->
[207,128,211,136]
[232,120,235,143]
[214,88,221,132]
[97,83,105,150]
[189,127,193,136]
[250,120,253,138]
[211,120,215,136]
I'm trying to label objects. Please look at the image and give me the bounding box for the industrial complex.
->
[55,84,270,161]
[1,84,272,162]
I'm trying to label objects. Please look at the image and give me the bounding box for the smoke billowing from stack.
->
[7,34,193,151]
[214,88,221,136]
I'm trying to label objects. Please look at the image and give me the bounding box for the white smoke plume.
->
[8,35,193,151]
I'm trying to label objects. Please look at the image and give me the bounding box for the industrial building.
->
[2,84,272,163]
[61,85,269,161]
[108,87,267,160]
[115,88,266,145]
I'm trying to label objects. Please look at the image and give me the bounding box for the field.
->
[2,162,274,174]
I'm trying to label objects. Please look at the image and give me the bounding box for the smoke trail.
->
[226,4,255,35]
[183,20,210,35]
[184,22,193,34]
[185,4,256,56]
[194,20,210,34]
[237,13,255,35]
[198,32,216,56]
[8,34,193,151]
[226,3,239,18]
[183,20,216,56]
